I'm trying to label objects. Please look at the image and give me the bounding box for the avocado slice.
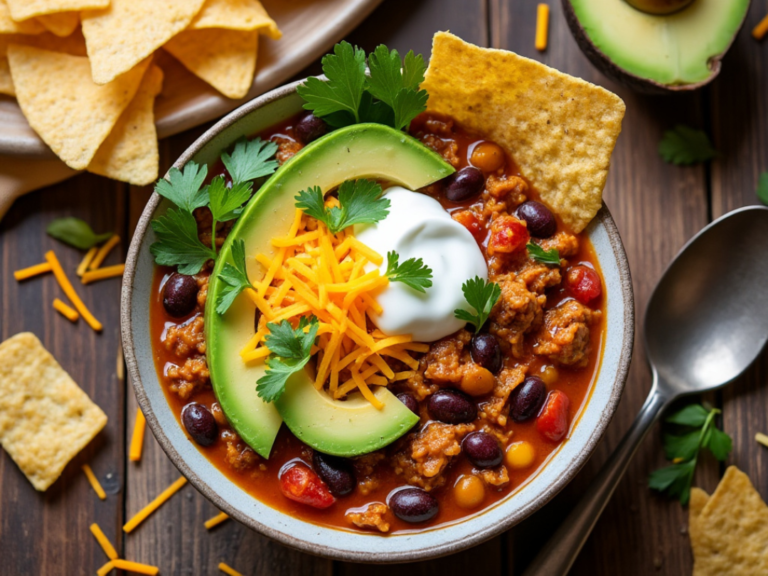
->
[206,123,452,458]
[565,0,749,91]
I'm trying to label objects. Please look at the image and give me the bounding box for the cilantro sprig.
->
[385,251,433,293]
[215,239,252,314]
[295,179,390,234]
[454,277,502,332]
[527,243,560,267]
[297,41,428,131]
[648,403,732,505]
[658,125,717,166]
[756,172,768,206]
[46,217,112,250]
[256,316,319,403]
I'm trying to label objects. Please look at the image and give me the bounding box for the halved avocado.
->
[206,123,453,458]
[564,0,750,93]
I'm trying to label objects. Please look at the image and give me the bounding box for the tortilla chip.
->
[0,32,86,95]
[190,0,281,39]
[691,467,768,575]
[689,487,709,569]
[6,0,107,21]
[0,0,45,34]
[88,65,163,185]
[0,333,108,491]
[164,28,257,99]
[421,32,625,233]
[81,0,206,85]
[8,44,149,169]
[37,11,79,37]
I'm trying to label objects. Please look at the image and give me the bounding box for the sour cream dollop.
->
[354,186,488,342]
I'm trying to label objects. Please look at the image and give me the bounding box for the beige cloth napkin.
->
[0,155,76,220]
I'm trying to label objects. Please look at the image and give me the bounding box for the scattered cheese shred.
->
[756,432,768,448]
[82,464,106,500]
[53,298,79,322]
[77,247,99,276]
[753,13,768,40]
[112,559,159,575]
[81,264,126,285]
[90,523,118,560]
[97,561,116,576]
[89,235,120,271]
[219,562,245,576]
[123,476,187,533]
[535,4,549,51]
[45,250,103,332]
[13,261,52,281]
[204,511,230,529]
[129,408,146,462]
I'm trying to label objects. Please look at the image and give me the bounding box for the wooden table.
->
[2,1,767,574]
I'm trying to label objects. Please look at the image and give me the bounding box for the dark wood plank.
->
[0,174,126,575]
[489,2,715,574]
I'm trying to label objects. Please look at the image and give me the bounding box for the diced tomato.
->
[565,265,602,304]
[488,215,529,254]
[536,390,570,442]
[452,210,485,241]
[279,462,335,509]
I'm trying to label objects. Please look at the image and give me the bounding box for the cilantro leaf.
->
[391,87,429,131]
[150,208,216,275]
[215,239,252,314]
[662,431,700,462]
[155,163,209,213]
[527,242,561,267]
[665,404,709,427]
[208,177,253,223]
[756,172,768,206]
[296,41,366,124]
[454,277,502,332]
[294,185,327,223]
[221,137,278,184]
[256,316,319,402]
[366,45,403,105]
[385,251,433,293]
[256,356,312,403]
[367,46,428,130]
[402,49,427,91]
[649,460,696,505]
[46,217,112,250]
[705,427,732,461]
[658,125,717,165]
[295,179,390,234]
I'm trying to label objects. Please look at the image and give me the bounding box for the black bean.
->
[182,403,218,447]
[470,333,502,374]
[294,113,328,144]
[427,389,477,424]
[389,488,439,523]
[509,376,547,422]
[515,201,557,238]
[445,167,485,202]
[396,392,419,415]
[462,431,503,468]
[312,451,355,497]
[163,273,198,317]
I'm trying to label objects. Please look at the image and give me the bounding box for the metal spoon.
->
[523,205,768,576]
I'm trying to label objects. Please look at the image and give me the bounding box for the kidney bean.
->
[470,333,502,374]
[445,167,484,202]
[536,390,571,442]
[396,392,419,415]
[163,273,198,317]
[427,389,477,424]
[515,201,556,238]
[509,376,547,422]
[182,403,218,447]
[389,488,439,523]
[294,113,328,144]
[312,452,356,497]
[462,431,503,469]
[280,462,335,509]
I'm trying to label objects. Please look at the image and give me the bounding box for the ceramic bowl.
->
[121,79,635,563]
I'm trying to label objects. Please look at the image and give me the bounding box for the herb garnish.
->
[295,179,391,234]
[385,251,433,293]
[756,172,768,206]
[256,316,319,402]
[215,239,252,314]
[658,125,717,166]
[46,217,112,250]
[454,276,502,332]
[648,403,732,505]
[527,242,560,266]
[296,41,428,131]
[150,208,217,275]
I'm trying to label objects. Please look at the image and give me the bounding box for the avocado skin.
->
[562,0,750,94]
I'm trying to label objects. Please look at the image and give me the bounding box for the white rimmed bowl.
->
[121,79,634,563]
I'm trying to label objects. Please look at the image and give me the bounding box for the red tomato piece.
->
[566,265,602,304]
[279,463,335,509]
[452,210,485,240]
[488,215,530,254]
[536,390,571,442]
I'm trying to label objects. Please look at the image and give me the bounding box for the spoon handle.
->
[521,378,674,576]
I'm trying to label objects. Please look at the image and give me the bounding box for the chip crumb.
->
[755,432,768,448]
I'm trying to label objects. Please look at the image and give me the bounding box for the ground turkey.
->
[534,300,601,367]
[480,365,526,426]
[345,503,393,533]
[489,275,545,357]
[539,231,580,258]
[353,452,386,496]
[423,329,472,384]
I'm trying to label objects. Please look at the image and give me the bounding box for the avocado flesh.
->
[205,123,453,458]
[570,0,749,85]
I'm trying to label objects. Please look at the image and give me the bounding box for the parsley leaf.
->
[208,177,253,223]
[221,137,278,184]
[46,217,112,250]
[665,403,709,427]
[527,242,560,266]
[256,316,319,402]
[658,125,717,166]
[295,179,390,234]
[155,163,210,213]
[367,46,428,130]
[385,251,433,293]
[756,172,768,206]
[150,208,216,275]
[649,460,696,505]
[454,276,502,332]
[215,239,253,314]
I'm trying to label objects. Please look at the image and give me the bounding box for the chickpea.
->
[506,441,536,470]
[470,142,505,173]
[453,474,486,509]
[539,365,559,386]
[460,363,496,396]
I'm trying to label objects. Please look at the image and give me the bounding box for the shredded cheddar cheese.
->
[97,561,115,576]
[756,432,768,448]
[77,247,99,276]
[89,235,120,270]
[53,298,79,322]
[204,511,230,529]
[219,562,245,576]
[123,476,187,533]
[753,13,768,40]
[82,464,106,500]
[129,408,146,462]
[240,208,426,408]
[535,4,549,51]
[14,261,52,281]
[45,250,103,332]
[81,264,125,285]
[112,559,159,575]
[90,523,118,560]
